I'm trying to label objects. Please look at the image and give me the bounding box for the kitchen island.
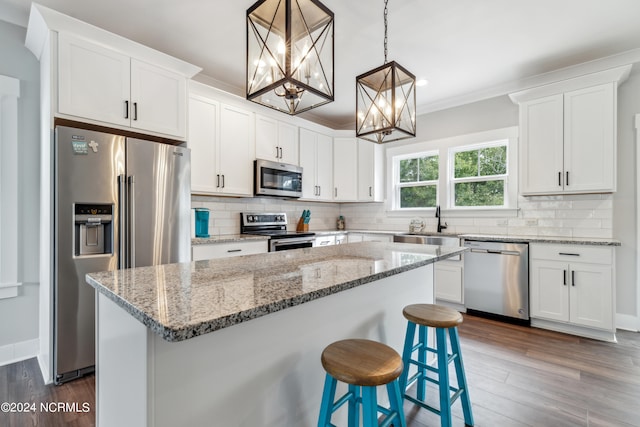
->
[87,241,466,427]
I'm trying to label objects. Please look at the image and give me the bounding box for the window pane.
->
[399,158,418,182]
[479,146,507,176]
[419,156,439,181]
[455,181,504,206]
[454,150,478,178]
[400,186,437,208]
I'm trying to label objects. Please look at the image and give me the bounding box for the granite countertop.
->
[460,234,621,246]
[86,242,466,342]
[192,234,269,245]
[313,230,620,246]
[190,230,620,247]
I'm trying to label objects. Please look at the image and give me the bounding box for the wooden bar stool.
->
[318,339,407,427]
[398,304,474,427]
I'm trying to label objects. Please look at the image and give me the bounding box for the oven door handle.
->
[272,238,315,246]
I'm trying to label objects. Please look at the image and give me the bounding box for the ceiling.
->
[2,0,640,129]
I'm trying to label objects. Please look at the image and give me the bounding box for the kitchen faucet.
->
[436,205,447,233]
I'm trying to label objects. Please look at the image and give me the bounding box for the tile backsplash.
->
[192,193,613,239]
[191,195,340,235]
[340,194,613,238]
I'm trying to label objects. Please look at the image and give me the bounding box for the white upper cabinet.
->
[518,94,564,195]
[255,115,299,165]
[357,139,384,202]
[511,66,630,196]
[129,59,186,137]
[188,93,255,197]
[299,128,333,201]
[563,85,615,193]
[219,104,255,196]
[58,33,131,128]
[57,33,192,139]
[189,95,219,194]
[518,84,615,195]
[333,138,358,201]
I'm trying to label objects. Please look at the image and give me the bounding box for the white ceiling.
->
[2,0,640,129]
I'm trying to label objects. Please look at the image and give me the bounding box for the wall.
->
[341,77,639,325]
[0,20,41,362]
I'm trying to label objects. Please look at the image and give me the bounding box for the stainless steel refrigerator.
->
[54,126,191,384]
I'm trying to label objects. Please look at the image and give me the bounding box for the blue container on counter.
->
[194,208,210,238]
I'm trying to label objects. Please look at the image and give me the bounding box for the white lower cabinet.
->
[435,261,463,304]
[347,233,392,243]
[335,234,347,244]
[192,240,268,261]
[314,235,336,247]
[529,243,614,337]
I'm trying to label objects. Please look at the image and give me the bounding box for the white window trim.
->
[386,126,519,218]
[0,74,22,299]
[392,150,439,211]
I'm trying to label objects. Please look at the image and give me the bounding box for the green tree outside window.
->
[452,145,507,207]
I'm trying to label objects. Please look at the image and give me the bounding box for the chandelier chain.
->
[383,0,388,64]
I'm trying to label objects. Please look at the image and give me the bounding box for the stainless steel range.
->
[240,213,315,252]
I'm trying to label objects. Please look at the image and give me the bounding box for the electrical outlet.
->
[525,219,538,227]
[496,219,508,227]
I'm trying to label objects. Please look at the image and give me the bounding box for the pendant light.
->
[356,0,416,143]
[247,0,334,115]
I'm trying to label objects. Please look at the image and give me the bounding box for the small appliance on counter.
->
[241,212,315,252]
[194,208,210,238]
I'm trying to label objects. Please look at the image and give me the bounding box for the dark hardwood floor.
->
[0,315,638,426]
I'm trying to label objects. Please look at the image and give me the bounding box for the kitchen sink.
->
[393,233,460,247]
[393,233,461,260]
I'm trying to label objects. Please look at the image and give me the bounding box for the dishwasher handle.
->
[469,248,521,256]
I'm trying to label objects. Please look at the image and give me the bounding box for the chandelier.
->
[246,0,334,115]
[356,0,416,143]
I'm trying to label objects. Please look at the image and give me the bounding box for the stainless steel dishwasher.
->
[463,240,529,324]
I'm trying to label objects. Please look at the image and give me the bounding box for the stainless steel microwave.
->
[255,159,303,198]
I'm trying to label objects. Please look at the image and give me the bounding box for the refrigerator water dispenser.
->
[74,204,113,256]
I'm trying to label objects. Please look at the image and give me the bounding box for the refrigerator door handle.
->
[118,174,127,269]
[129,175,136,268]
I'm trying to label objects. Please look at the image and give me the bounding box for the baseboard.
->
[616,313,639,332]
[37,353,52,385]
[531,318,617,342]
[0,338,39,367]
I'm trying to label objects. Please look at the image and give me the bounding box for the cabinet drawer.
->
[192,240,268,261]
[530,243,612,265]
[314,236,336,247]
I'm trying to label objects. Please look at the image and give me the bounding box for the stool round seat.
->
[321,339,404,387]
[403,304,463,329]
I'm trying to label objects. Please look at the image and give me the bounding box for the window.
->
[394,153,439,209]
[386,127,518,215]
[450,142,508,208]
